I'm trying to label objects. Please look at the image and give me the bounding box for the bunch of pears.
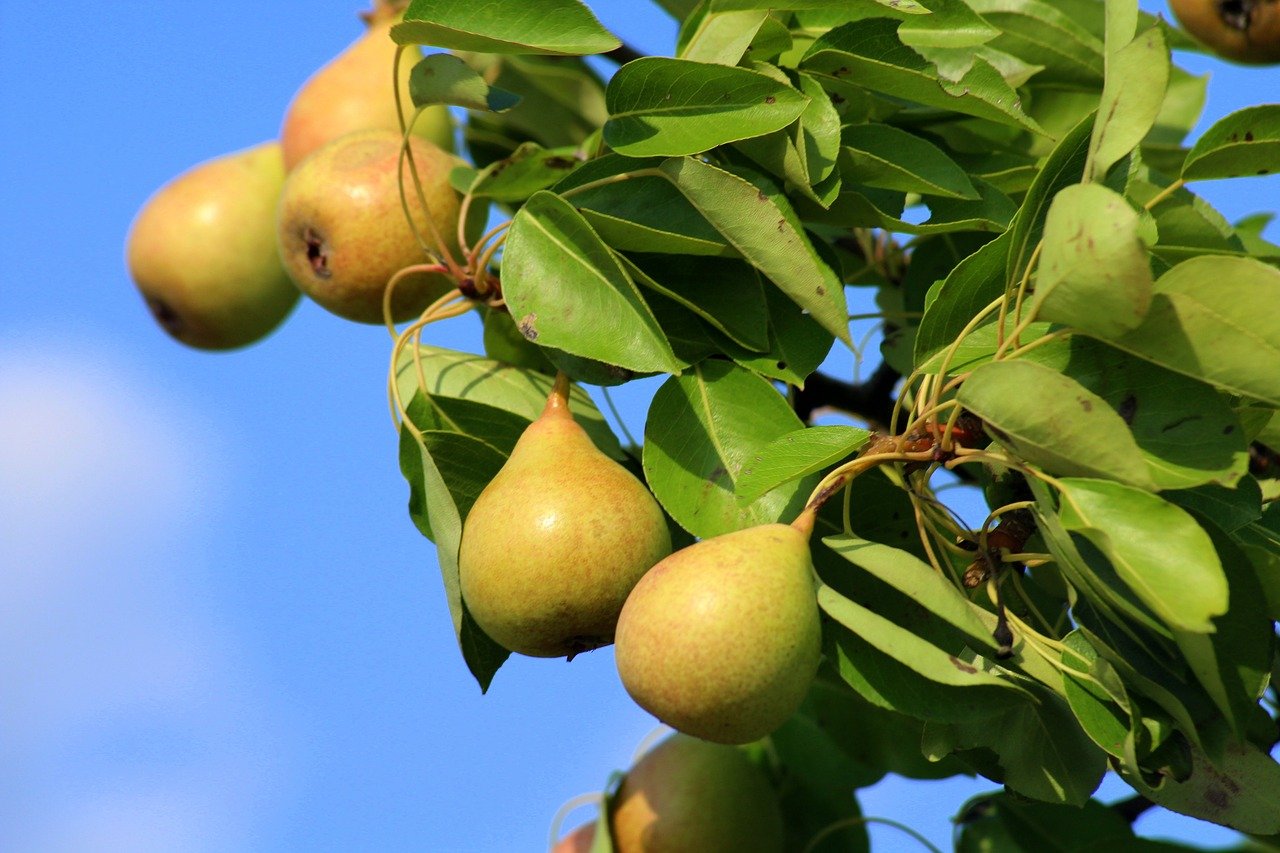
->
[554,733,786,852]
[125,0,457,349]
[457,371,823,746]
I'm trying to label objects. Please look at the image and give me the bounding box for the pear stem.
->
[544,371,573,419]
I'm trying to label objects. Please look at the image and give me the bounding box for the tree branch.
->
[1111,794,1156,825]
[793,361,901,431]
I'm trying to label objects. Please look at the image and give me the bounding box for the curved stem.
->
[802,816,942,853]
[382,262,450,337]
[398,106,465,277]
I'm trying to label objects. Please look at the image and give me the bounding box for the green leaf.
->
[1027,337,1249,491]
[642,360,810,538]
[1110,255,1280,407]
[398,411,510,690]
[676,5,768,65]
[824,537,999,656]
[804,677,970,782]
[603,58,809,157]
[1056,478,1227,634]
[657,157,852,345]
[956,791,1135,851]
[1006,111,1094,292]
[913,232,1010,366]
[392,345,620,458]
[820,584,1033,704]
[1165,480,1262,534]
[966,0,1104,87]
[1183,105,1280,182]
[554,155,734,256]
[501,191,683,374]
[459,53,607,157]
[1172,522,1273,740]
[924,682,1107,806]
[736,426,869,504]
[768,707,871,852]
[800,19,1044,133]
[713,284,835,386]
[957,360,1156,489]
[620,253,769,351]
[404,393,531,457]
[918,317,1054,375]
[465,143,583,202]
[896,0,1001,49]
[394,0,620,55]
[840,123,979,200]
[1117,720,1280,835]
[1032,183,1153,338]
[1061,631,1131,759]
[1086,27,1170,182]
[408,53,519,112]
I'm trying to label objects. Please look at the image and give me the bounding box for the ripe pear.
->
[458,377,672,658]
[614,515,822,745]
[611,733,784,853]
[1170,0,1280,64]
[277,129,460,324]
[280,2,453,172]
[551,822,596,853]
[125,142,299,350]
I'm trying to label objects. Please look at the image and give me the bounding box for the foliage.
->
[384,0,1280,847]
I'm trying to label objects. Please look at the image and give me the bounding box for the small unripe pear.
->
[277,129,460,324]
[280,3,453,171]
[611,734,784,852]
[458,377,672,658]
[126,142,299,350]
[614,516,821,745]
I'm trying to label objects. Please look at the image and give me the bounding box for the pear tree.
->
[127,0,1280,849]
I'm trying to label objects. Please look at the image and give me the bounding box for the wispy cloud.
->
[0,345,292,852]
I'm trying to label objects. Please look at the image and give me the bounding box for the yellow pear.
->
[125,142,299,350]
[1169,0,1280,64]
[458,376,672,658]
[280,2,453,172]
[276,129,460,324]
[611,733,785,853]
[614,516,822,745]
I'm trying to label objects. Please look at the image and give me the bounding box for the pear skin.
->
[276,129,460,324]
[611,734,784,853]
[126,142,299,350]
[458,379,671,658]
[614,518,821,745]
[280,4,453,172]
[551,822,595,853]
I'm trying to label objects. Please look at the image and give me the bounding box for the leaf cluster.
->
[388,0,1280,845]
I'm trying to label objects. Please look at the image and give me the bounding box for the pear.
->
[276,129,460,324]
[551,822,596,853]
[458,376,671,658]
[280,2,453,172]
[614,515,822,745]
[125,142,299,350]
[611,733,784,853]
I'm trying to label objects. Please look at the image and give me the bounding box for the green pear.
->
[125,142,299,350]
[614,516,822,745]
[611,733,784,853]
[276,129,460,324]
[280,2,452,172]
[458,377,671,658]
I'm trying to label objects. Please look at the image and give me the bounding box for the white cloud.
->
[0,345,292,852]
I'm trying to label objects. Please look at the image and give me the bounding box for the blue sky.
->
[0,2,1273,850]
